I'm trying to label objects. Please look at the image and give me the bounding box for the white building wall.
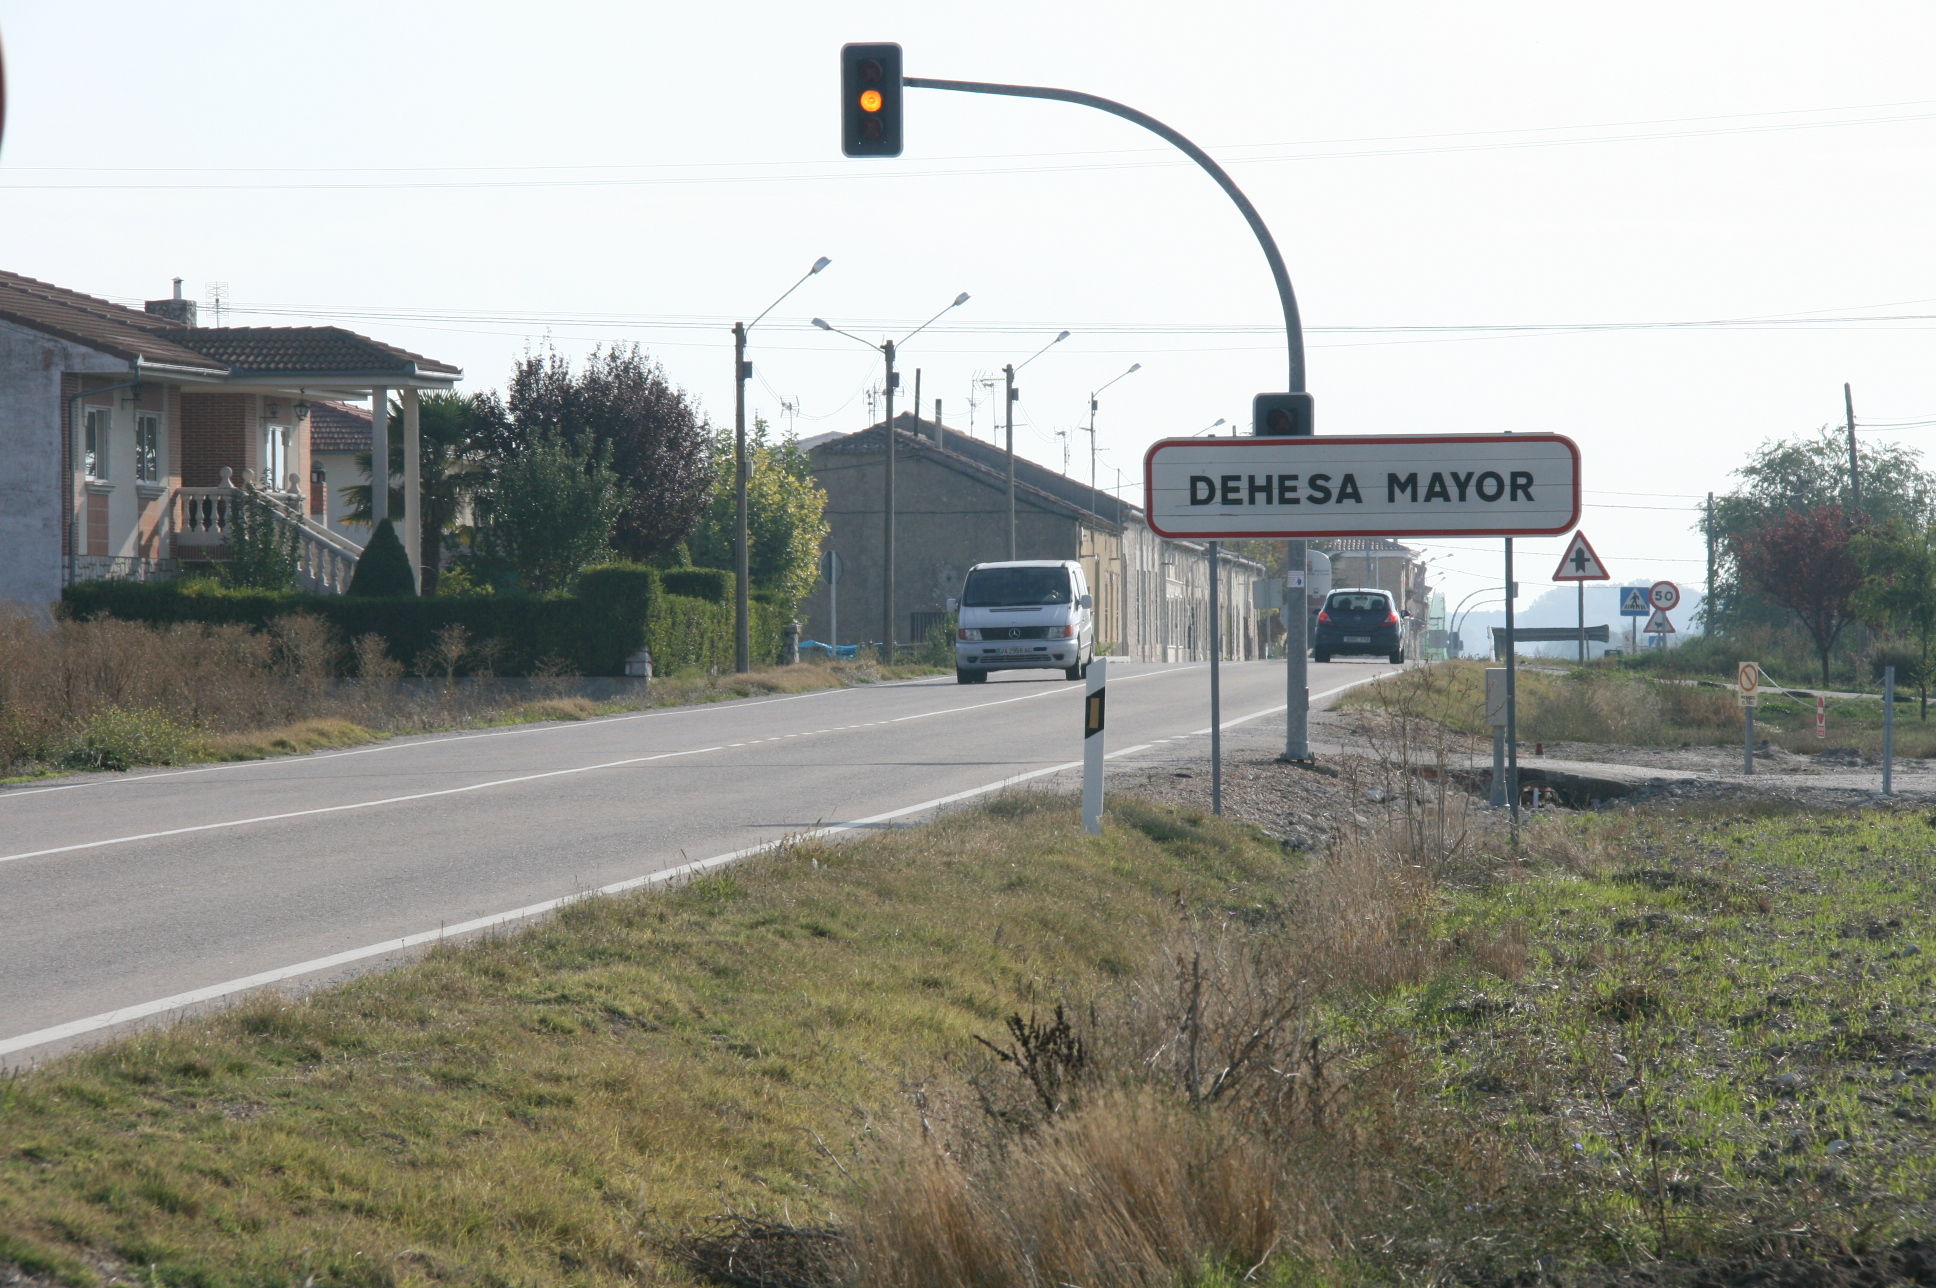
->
[0,320,129,612]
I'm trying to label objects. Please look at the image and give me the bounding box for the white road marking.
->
[0,664,1391,1060]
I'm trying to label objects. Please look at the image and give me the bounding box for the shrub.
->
[221,490,303,591]
[660,567,731,604]
[574,563,659,674]
[347,519,416,597]
[60,705,201,771]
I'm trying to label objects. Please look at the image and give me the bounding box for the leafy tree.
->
[1852,518,1936,717]
[1704,428,1935,632]
[347,518,416,597]
[340,392,509,596]
[221,488,302,591]
[468,431,630,594]
[686,418,830,614]
[504,344,712,563]
[1733,505,1866,687]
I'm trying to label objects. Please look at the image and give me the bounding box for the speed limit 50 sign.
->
[1649,580,1681,612]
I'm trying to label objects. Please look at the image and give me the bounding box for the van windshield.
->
[961,567,1072,607]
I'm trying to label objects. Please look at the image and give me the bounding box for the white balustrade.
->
[169,469,365,594]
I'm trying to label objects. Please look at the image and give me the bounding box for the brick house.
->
[0,272,461,610]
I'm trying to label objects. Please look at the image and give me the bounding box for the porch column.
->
[402,387,422,592]
[369,386,389,525]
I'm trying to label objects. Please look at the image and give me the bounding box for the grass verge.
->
[4,783,1935,1285]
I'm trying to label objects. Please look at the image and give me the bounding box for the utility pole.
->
[1004,363,1017,559]
[882,340,897,662]
[1846,382,1860,513]
[732,321,750,673]
[1705,492,1716,617]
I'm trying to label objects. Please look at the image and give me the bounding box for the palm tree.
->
[339,392,506,595]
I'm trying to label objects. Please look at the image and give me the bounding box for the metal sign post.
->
[1082,658,1108,834]
[1550,530,1611,664]
[1884,666,1897,796]
[1208,541,1222,815]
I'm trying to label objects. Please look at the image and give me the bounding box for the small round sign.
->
[1649,580,1680,611]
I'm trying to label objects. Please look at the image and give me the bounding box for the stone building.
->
[802,414,1263,661]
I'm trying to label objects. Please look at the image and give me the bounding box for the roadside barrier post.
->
[1739,660,1759,775]
[1083,657,1107,834]
[1883,666,1896,797]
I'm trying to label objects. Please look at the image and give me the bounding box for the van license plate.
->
[1001,645,1036,654]
[1344,635,1371,644]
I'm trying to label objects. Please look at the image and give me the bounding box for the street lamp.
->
[1003,329,1071,559]
[734,255,830,673]
[1085,363,1142,498]
[1452,596,1505,657]
[814,291,971,659]
[1197,417,1226,436]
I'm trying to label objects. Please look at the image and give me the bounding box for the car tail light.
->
[1385,611,1400,626]
[1317,610,1332,624]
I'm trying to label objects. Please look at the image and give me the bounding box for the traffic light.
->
[1252,392,1315,436]
[841,42,903,158]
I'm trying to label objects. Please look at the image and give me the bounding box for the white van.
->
[948,559,1094,684]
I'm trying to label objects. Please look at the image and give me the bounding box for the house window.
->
[264,424,289,490]
[135,412,161,483]
[83,406,110,480]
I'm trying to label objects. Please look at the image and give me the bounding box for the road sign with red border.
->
[1551,530,1610,581]
[1142,433,1582,539]
[1649,581,1681,611]
[1644,607,1676,634]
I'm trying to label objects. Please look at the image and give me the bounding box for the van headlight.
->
[1047,625,1074,639]
[957,628,981,641]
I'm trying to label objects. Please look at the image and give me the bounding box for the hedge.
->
[61,563,780,677]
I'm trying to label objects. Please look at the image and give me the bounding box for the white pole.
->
[1083,657,1108,834]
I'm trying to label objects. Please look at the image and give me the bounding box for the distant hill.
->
[1451,581,1704,658]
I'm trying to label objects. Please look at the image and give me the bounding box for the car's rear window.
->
[962,567,1073,607]
[1325,593,1392,614]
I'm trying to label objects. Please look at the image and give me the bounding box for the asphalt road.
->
[0,657,1398,1064]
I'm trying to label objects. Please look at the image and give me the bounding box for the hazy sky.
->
[4,1,1932,617]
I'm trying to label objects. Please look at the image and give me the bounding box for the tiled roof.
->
[169,327,461,378]
[0,270,227,371]
[0,270,460,381]
[308,400,372,453]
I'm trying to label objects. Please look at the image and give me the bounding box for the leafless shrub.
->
[664,1212,852,1288]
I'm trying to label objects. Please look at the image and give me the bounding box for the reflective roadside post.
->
[1083,658,1108,834]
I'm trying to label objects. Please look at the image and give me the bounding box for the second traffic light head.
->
[841,42,904,158]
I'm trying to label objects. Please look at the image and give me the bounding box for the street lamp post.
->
[814,291,970,660]
[734,256,830,673]
[1003,329,1071,560]
[1197,417,1226,436]
[1086,363,1141,498]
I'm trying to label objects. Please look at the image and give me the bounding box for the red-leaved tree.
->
[1733,505,1865,686]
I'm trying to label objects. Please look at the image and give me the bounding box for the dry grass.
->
[0,609,939,778]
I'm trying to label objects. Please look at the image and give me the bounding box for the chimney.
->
[933,399,945,452]
[144,278,197,327]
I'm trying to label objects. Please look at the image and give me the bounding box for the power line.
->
[9,101,1933,192]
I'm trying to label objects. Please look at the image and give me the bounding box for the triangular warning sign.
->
[1552,531,1610,581]
[1620,587,1649,614]
[1643,607,1676,634]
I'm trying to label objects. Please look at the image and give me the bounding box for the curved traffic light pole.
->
[906,77,1305,393]
[905,74,1316,759]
